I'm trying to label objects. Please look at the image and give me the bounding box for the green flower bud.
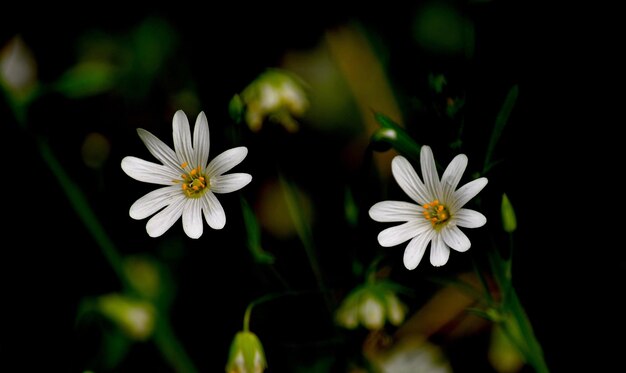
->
[226,331,267,373]
[336,281,408,331]
[501,193,517,233]
[97,294,156,341]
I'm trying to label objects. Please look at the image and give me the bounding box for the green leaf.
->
[241,197,275,264]
[483,85,519,174]
[372,112,422,162]
[54,62,117,98]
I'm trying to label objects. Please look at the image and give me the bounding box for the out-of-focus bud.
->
[336,280,408,331]
[0,35,38,100]
[230,69,308,133]
[81,132,111,169]
[226,331,267,373]
[501,193,517,233]
[488,324,524,373]
[123,255,161,300]
[97,294,156,341]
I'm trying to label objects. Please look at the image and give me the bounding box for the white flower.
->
[369,146,487,269]
[121,110,251,239]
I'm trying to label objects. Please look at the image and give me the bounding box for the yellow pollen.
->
[422,199,450,228]
[181,162,188,168]
[178,166,210,198]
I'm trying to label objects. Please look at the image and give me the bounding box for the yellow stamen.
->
[179,165,210,198]
[421,199,450,229]
[181,162,188,168]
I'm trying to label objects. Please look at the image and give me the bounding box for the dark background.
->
[1,2,619,372]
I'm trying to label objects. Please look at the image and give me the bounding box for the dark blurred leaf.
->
[241,197,275,264]
[54,62,117,98]
[483,85,519,174]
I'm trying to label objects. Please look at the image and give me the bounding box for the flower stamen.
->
[176,166,210,198]
[422,199,450,229]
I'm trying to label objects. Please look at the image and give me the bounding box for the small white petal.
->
[129,185,181,219]
[193,112,210,169]
[450,177,488,212]
[145,197,186,237]
[360,296,384,330]
[441,153,467,203]
[172,110,194,166]
[420,145,442,200]
[211,173,252,194]
[201,191,226,229]
[121,156,180,185]
[378,220,432,247]
[430,234,450,267]
[182,198,203,239]
[136,129,180,170]
[453,208,487,228]
[369,201,423,222]
[403,230,435,270]
[206,147,248,177]
[441,225,471,252]
[391,156,431,205]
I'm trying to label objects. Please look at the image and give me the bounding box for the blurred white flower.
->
[122,110,251,238]
[230,69,308,132]
[336,281,407,331]
[369,146,487,269]
[97,294,156,341]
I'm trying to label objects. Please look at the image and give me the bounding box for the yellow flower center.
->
[422,199,450,229]
[178,162,209,198]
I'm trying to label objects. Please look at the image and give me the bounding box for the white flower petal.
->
[145,197,186,237]
[369,201,423,222]
[453,208,487,228]
[441,225,471,252]
[360,296,384,330]
[121,156,180,185]
[450,177,488,211]
[378,219,431,247]
[420,146,442,201]
[429,234,450,267]
[391,156,431,205]
[136,128,180,170]
[211,173,252,194]
[129,185,181,219]
[193,111,210,169]
[403,230,435,270]
[201,191,226,229]
[206,147,248,177]
[182,198,203,239]
[172,110,194,166]
[441,153,467,203]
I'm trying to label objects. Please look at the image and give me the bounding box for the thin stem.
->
[153,315,199,373]
[37,136,199,372]
[279,174,333,313]
[242,291,302,332]
[37,137,129,290]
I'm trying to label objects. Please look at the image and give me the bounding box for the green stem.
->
[507,290,549,373]
[37,137,129,289]
[486,245,549,373]
[243,303,253,332]
[242,291,301,332]
[37,136,198,372]
[153,315,199,373]
[279,174,333,313]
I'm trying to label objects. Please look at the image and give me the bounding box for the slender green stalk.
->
[37,136,198,372]
[279,174,333,313]
[37,137,129,289]
[153,316,199,373]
